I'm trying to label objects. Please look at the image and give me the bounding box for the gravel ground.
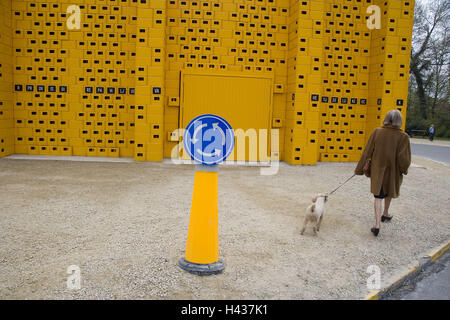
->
[0,156,449,300]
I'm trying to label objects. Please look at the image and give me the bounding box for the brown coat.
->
[355,125,411,198]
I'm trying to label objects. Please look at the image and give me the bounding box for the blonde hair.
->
[383,110,403,128]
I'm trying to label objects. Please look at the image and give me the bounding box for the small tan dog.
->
[301,194,328,235]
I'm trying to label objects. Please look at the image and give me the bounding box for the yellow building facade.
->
[0,0,414,164]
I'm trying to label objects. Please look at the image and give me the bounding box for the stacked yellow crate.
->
[163,0,290,159]
[285,0,324,165]
[284,0,414,165]
[135,0,166,162]
[6,0,415,164]
[12,1,70,156]
[366,0,414,137]
[0,0,14,158]
[284,0,301,164]
[318,0,371,163]
[67,0,136,158]
[12,0,137,158]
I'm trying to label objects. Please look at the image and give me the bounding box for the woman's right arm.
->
[355,129,377,175]
[397,134,411,175]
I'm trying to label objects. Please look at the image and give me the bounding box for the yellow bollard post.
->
[178,164,225,275]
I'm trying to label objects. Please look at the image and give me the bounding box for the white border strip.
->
[3,154,134,163]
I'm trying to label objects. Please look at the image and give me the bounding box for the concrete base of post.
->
[178,258,225,276]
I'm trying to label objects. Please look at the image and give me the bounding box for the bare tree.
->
[429,31,450,117]
[410,0,450,119]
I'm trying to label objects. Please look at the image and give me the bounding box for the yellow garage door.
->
[180,70,274,163]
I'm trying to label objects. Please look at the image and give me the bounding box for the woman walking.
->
[355,110,411,237]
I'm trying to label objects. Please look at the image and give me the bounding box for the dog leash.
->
[328,174,356,196]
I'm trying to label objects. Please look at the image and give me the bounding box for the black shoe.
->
[381,215,393,222]
[371,228,380,237]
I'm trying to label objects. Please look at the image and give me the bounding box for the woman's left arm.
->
[398,134,411,175]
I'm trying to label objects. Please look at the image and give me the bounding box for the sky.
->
[419,0,436,5]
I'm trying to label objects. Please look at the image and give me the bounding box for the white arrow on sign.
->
[212,123,226,144]
[196,149,222,157]
[191,123,207,144]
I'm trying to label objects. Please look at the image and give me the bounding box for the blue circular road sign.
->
[184,114,235,166]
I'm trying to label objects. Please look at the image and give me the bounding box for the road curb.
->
[365,240,450,300]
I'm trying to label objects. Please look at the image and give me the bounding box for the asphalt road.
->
[385,251,450,300]
[411,143,450,165]
[385,143,449,300]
